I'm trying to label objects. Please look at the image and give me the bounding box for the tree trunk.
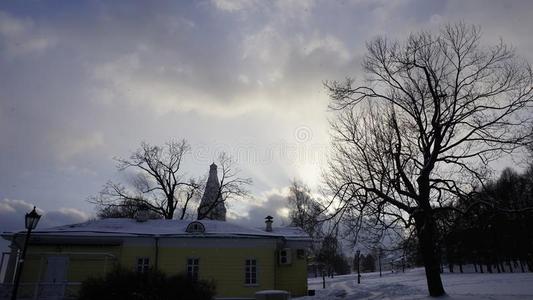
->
[415,213,446,297]
[165,197,174,219]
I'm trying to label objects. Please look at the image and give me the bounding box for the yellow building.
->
[1,217,311,299]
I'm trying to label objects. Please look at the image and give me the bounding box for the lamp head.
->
[25,206,41,230]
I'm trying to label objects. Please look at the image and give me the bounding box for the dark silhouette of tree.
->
[316,234,350,277]
[287,179,324,240]
[444,167,533,273]
[324,23,533,296]
[317,235,337,277]
[361,254,376,272]
[91,139,201,220]
[398,236,423,268]
[97,199,161,219]
[332,253,351,275]
[286,180,327,277]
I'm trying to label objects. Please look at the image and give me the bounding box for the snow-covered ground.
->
[297,268,533,299]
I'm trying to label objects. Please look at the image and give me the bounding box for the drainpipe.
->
[154,236,160,270]
[273,239,278,289]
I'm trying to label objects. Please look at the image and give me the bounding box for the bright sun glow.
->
[277,207,290,218]
[297,162,322,189]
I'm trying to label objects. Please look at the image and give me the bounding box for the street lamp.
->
[11,206,41,300]
[356,250,361,284]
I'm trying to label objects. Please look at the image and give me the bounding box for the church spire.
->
[197,163,226,221]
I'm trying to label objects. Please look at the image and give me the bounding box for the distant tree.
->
[361,254,376,272]
[287,179,325,278]
[445,166,533,273]
[332,253,351,275]
[314,233,351,277]
[325,23,533,296]
[91,140,201,220]
[287,179,324,239]
[97,200,161,219]
[397,234,423,268]
[317,234,339,277]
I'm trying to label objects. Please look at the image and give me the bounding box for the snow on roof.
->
[3,218,310,240]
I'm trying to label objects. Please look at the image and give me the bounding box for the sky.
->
[1,0,533,242]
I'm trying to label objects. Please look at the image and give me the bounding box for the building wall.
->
[16,244,120,299]
[20,244,120,282]
[14,237,308,298]
[275,248,308,296]
[121,237,279,298]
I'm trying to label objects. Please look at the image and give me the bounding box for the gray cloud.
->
[1,0,533,242]
[0,11,56,57]
[0,198,91,256]
[228,189,291,228]
[0,198,90,233]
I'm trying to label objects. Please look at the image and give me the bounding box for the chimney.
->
[265,215,273,232]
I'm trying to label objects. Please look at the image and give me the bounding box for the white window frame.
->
[136,257,150,273]
[187,257,200,281]
[244,258,258,286]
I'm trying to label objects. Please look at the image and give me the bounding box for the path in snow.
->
[296,268,533,299]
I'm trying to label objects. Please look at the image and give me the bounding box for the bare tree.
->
[96,199,161,219]
[197,152,252,220]
[287,179,324,240]
[91,139,200,220]
[324,23,533,296]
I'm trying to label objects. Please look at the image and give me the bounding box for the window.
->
[187,258,199,281]
[297,249,306,259]
[186,221,205,233]
[279,248,291,265]
[245,259,257,285]
[137,257,150,273]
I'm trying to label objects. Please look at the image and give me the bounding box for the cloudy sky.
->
[1,0,533,240]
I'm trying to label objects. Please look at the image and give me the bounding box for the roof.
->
[2,218,311,241]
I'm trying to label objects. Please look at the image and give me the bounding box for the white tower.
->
[197,163,226,221]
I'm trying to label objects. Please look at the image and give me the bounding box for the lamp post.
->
[11,206,41,300]
[356,250,361,284]
[378,247,382,277]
